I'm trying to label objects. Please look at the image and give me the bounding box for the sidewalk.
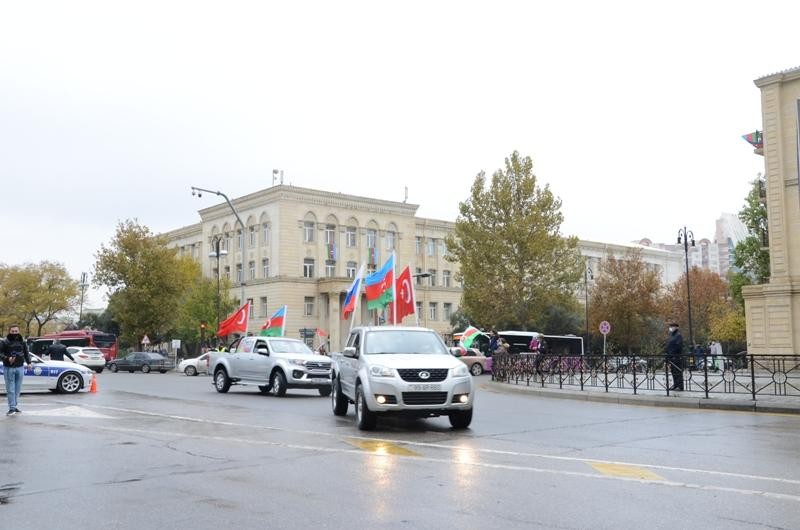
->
[483,379,800,414]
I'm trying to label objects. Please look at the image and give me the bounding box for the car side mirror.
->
[343,346,358,358]
[449,347,462,357]
[256,346,269,356]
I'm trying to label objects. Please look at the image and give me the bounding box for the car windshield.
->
[269,340,314,354]
[364,330,448,355]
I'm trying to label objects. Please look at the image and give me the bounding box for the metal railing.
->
[491,353,800,400]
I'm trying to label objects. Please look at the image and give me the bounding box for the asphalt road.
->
[2,371,799,530]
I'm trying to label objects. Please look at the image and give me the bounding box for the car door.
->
[339,331,360,397]
[232,337,256,379]
[251,339,273,383]
[25,357,52,390]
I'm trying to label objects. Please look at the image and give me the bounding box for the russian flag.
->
[342,264,365,320]
[260,305,287,337]
[365,254,395,311]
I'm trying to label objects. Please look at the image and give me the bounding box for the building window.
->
[443,303,452,321]
[416,236,422,255]
[304,296,314,316]
[236,264,243,283]
[238,230,244,250]
[262,223,270,245]
[224,234,231,251]
[442,270,451,287]
[416,302,422,317]
[440,240,448,257]
[428,269,436,287]
[325,224,336,244]
[386,230,396,250]
[429,302,437,321]
[224,266,230,280]
[346,226,357,247]
[262,258,269,278]
[366,228,377,250]
[346,261,357,278]
[249,227,256,247]
[248,261,255,280]
[303,258,315,278]
[415,267,423,286]
[247,298,254,319]
[303,221,315,243]
[260,297,268,317]
[427,238,435,257]
[325,259,335,277]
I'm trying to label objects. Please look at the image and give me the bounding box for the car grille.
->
[401,392,448,405]
[307,372,330,379]
[397,369,448,382]
[306,361,331,370]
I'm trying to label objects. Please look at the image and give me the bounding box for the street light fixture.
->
[191,186,246,310]
[584,264,593,353]
[209,235,228,339]
[677,226,695,348]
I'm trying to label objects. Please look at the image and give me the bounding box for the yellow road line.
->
[347,439,420,457]
[590,462,665,481]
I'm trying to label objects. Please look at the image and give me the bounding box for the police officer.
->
[665,322,684,391]
[45,339,75,362]
[1,325,32,415]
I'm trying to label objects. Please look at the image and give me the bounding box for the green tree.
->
[93,220,198,347]
[0,262,79,335]
[661,267,729,346]
[171,274,236,352]
[445,151,582,331]
[732,175,770,283]
[589,249,662,354]
[449,308,473,333]
[708,302,746,346]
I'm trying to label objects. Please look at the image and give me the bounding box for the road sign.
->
[141,334,151,345]
[599,321,611,335]
[298,328,315,338]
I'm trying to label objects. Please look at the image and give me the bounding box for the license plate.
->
[409,383,441,391]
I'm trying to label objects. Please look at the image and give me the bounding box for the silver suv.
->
[210,336,332,396]
[330,326,474,430]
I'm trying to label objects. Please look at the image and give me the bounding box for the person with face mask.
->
[665,322,684,391]
[1,325,32,416]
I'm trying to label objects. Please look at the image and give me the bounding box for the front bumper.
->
[287,370,332,389]
[364,376,474,413]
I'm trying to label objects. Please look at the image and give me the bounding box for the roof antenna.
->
[404,186,408,203]
[272,169,278,186]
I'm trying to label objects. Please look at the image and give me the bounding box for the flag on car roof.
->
[260,305,287,337]
[459,326,483,348]
[218,301,251,337]
[342,263,366,320]
[365,253,395,311]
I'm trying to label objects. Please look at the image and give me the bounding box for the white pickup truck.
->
[210,336,332,396]
[330,326,474,430]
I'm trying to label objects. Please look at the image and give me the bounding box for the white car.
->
[66,346,107,373]
[178,353,210,376]
[0,354,94,394]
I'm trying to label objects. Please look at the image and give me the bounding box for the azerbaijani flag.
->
[459,326,483,348]
[260,305,287,337]
[365,254,395,311]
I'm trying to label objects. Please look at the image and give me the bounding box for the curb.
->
[482,380,800,414]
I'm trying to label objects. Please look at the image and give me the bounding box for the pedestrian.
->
[495,338,510,355]
[692,343,702,370]
[45,339,75,362]
[317,343,327,356]
[665,321,684,391]
[1,325,32,416]
[528,334,540,353]
[488,331,499,354]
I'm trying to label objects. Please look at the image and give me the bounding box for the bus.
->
[28,329,119,361]
[454,329,584,356]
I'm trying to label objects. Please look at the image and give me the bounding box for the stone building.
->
[743,66,800,355]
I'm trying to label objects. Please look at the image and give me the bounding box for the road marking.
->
[22,406,114,419]
[74,403,800,487]
[590,463,665,481]
[67,423,800,504]
[347,439,420,456]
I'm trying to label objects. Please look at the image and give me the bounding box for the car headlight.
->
[289,359,307,366]
[369,365,394,377]
[452,364,469,377]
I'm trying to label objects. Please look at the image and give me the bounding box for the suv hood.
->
[365,354,459,370]
[277,352,331,362]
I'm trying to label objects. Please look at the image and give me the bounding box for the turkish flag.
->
[218,302,250,337]
[389,266,415,324]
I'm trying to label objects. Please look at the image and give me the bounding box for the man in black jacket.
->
[665,322,684,391]
[45,340,75,362]
[1,325,32,416]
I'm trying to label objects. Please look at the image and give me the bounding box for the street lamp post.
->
[677,226,695,348]
[192,186,247,308]
[209,236,228,338]
[584,265,593,353]
[78,272,89,324]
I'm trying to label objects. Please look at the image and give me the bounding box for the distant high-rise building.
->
[715,213,748,277]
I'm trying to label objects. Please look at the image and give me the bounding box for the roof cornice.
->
[754,65,800,87]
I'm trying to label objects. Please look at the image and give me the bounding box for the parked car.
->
[450,346,489,376]
[0,354,93,394]
[178,353,210,376]
[65,346,107,373]
[107,352,175,373]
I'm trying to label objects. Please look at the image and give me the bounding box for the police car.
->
[0,354,94,394]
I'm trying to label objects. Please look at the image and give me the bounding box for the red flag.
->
[316,327,327,337]
[218,302,250,337]
[389,266,415,324]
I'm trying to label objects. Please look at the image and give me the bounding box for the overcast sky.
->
[1,1,797,308]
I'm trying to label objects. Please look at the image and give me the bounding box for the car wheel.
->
[94,368,104,374]
[141,364,151,374]
[355,384,377,431]
[128,370,135,373]
[214,368,231,393]
[331,377,348,416]
[159,370,167,374]
[449,408,473,429]
[318,386,332,397]
[470,363,484,376]
[185,366,197,377]
[108,363,118,373]
[57,372,82,394]
[270,370,287,397]
[258,385,271,395]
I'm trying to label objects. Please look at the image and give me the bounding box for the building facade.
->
[743,66,800,355]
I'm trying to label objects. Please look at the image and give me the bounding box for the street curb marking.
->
[590,462,665,481]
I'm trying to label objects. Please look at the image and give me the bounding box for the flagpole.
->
[410,263,420,326]
[391,251,397,326]
[348,263,366,339]
[281,305,287,337]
